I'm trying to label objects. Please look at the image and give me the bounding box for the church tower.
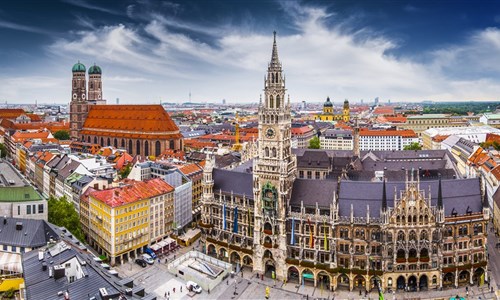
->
[70,61,88,140]
[343,99,350,122]
[252,32,296,279]
[87,64,103,103]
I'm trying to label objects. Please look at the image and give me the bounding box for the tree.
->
[0,143,6,158]
[308,136,320,149]
[48,196,85,242]
[119,164,132,179]
[403,142,422,150]
[53,130,70,140]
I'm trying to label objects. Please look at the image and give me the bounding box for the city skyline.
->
[1,0,500,104]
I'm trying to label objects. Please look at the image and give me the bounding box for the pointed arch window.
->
[265,147,269,157]
[128,140,133,153]
[272,147,277,158]
[136,140,141,155]
[276,95,280,108]
[155,141,161,156]
[269,95,274,108]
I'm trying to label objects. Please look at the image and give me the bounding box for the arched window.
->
[409,230,417,241]
[107,138,111,146]
[114,138,118,148]
[420,230,428,241]
[397,231,405,241]
[265,147,269,157]
[100,137,104,146]
[269,95,274,108]
[121,139,125,148]
[169,140,175,149]
[272,148,277,157]
[128,140,133,153]
[155,141,161,156]
[94,137,97,144]
[276,95,280,108]
[136,140,141,155]
[144,141,149,156]
[87,136,91,143]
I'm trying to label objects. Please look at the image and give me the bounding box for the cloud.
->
[6,1,500,103]
[0,20,52,35]
[62,0,122,16]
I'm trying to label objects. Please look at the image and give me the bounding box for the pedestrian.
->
[208,288,210,294]
[180,286,182,292]
[242,271,244,278]
[227,280,229,285]
[173,287,175,293]
[158,258,160,263]
[168,292,170,297]
[359,290,362,296]
[164,292,166,298]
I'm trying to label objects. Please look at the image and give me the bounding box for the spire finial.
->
[382,178,387,211]
[270,31,280,68]
[437,176,443,209]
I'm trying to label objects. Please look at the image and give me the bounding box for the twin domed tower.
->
[70,62,104,139]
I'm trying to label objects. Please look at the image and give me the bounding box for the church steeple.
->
[437,177,443,209]
[382,178,387,211]
[270,31,281,69]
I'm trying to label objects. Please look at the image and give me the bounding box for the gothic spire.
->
[382,178,387,211]
[483,185,489,208]
[437,177,443,209]
[270,31,281,69]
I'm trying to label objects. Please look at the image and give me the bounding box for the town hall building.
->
[200,33,489,293]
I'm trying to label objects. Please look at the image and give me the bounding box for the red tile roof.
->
[81,105,181,139]
[291,126,313,135]
[0,109,26,120]
[373,106,395,116]
[179,163,203,176]
[90,178,174,208]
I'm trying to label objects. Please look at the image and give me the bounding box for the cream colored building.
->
[398,114,469,137]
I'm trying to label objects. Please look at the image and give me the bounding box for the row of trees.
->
[48,196,85,242]
[309,137,423,150]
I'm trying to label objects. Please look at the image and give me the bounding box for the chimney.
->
[38,249,44,261]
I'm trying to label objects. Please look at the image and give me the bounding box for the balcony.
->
[420,256,430,262]
[396,258,406,263]
[263,229,273,235]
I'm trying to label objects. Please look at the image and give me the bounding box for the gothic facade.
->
[200,33,489,293]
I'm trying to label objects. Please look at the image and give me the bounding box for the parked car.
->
[142,254,154,265]
[145,248,157,259]
[135,258,147,268]
[186,281,202,293]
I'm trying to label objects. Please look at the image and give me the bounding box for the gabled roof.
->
[338,178,482,218]
[81,105,181,139]
[0,217,57,248]
[213,168,253,199]
[90,178,174,208]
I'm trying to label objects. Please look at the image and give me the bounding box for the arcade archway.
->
[287,266,300,284]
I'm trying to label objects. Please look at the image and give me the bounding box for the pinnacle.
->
[270,31,280,69]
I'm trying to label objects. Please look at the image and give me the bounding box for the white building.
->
[320,129,353,150]
[359,130,419,151]
[480,113,500,128]
[422,125,500,150]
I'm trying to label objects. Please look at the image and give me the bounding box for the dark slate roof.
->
[290,179,337,208]
[71,175,93,192]
[213,168,253,199]
[297,150,331,169]
[56,160,81,181]
[292,148,353,158]
[338,178,482,218]
[0,217,58,248]
[22,242,121,300]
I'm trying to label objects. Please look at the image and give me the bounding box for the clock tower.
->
[70,61,88,140]
[252,32,296,279]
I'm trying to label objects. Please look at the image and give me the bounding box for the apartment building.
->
[359,129,419,151]
[320,129,353,150]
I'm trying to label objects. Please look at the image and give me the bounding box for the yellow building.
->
[86,178,174,265]
[315,97,350,122]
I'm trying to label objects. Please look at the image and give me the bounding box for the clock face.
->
[265,128,275,139]
[72,93,77,100]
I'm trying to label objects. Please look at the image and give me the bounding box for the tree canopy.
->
[308,136,320,149]
[53,130,70,140]
[48,196,85,242]
[0,143,6,158]
[480,140,500,151]
[403,142,423,150]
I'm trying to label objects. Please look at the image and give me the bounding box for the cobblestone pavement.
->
[112,238,498,300]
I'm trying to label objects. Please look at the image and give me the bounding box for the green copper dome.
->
[324,97,333,107]
[88,64,102,75]
[72,61,86,72]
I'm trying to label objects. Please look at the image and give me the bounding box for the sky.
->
[1,0,500,104]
